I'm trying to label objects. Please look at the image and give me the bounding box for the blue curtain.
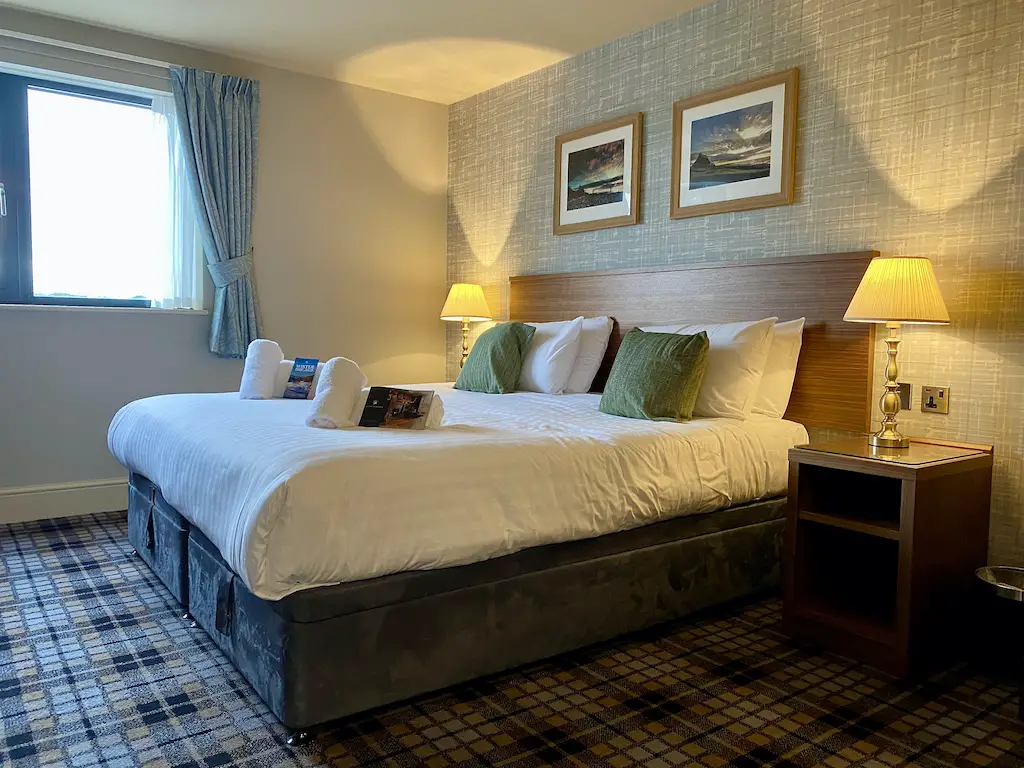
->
[170,66,262,358]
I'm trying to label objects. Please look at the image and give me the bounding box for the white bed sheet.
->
[108,385,807,601]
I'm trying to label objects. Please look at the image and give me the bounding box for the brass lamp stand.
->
[459,318,471,368]
[872,321,909,448]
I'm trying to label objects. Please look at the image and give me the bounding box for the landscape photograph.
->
[566,138,625,209]
[688,100,773,189]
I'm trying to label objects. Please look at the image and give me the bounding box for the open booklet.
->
[357,387,435,430]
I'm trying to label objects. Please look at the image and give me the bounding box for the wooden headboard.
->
[509,251,878,434]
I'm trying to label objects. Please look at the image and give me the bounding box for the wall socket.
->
[921,385,950,414]
[897,382,912,410]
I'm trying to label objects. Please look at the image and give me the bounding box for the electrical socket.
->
[897,382,911,411]
[921,385,950,415]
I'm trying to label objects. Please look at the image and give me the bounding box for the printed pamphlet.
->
[358,387,435,429]
[283,358,319,399]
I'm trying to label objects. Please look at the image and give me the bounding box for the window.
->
[0,73,202,308]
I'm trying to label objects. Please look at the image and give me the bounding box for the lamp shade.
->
[440,283,491,322]
[844,256,950,324]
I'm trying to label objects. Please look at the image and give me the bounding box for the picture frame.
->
[670,68,798,220]
[553,112,643,236]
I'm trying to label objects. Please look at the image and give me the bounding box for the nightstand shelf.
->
[797,510,900,540]
[784,438,994,677]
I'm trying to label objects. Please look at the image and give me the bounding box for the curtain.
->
[150,94,203,310]
[169,66,262,357]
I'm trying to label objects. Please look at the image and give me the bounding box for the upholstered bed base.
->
[126,472,786,730]
[128,474,190,606]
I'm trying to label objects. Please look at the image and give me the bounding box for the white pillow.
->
[640,318,777,419]
[273,359,326,399]
[519,317,584,394]
[564,316,614,394]
[752,318,805,418]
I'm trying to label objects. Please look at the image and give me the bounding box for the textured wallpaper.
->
[447,0,1024,562]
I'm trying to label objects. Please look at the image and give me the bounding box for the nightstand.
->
[783,437,994,677]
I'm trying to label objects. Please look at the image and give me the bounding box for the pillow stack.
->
[455,316,615,396]
[454,314,805,425]
[639,317,778,419]
[618,316,804,422]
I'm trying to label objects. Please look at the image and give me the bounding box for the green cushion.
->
[455,322,537,394]
[599,328,710,421]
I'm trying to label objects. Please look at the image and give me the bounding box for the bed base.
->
[127,473,786,730]
[127,474,190,607]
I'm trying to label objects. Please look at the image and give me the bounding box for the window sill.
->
[0,303,208,316]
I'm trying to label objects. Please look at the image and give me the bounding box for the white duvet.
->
[107,385,807,601]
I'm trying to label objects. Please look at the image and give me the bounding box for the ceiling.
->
[0,0,700,103]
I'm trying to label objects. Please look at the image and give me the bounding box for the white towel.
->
[426,395,445,428]
[305,357,368,429]
[239,339,284,400]
[273,360,327,399]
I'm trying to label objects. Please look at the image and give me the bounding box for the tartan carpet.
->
[1,512,1022,767]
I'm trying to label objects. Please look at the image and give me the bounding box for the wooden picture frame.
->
[553,112,643,235]
[670,68,798,220]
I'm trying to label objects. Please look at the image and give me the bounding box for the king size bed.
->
[108,252,878,739]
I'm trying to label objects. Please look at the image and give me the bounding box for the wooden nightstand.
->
[783,437,994,677]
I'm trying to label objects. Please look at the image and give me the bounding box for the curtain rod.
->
[0,27,172,69]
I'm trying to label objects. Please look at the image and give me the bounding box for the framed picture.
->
[670,68,798,220]
[553,112,643,235]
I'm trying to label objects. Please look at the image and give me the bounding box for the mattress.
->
[108,385,807,601]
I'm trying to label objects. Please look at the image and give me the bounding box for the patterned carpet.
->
[1,512,1022,768]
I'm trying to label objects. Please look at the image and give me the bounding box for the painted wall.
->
[0,9,448,513]
[448,0,1024,561]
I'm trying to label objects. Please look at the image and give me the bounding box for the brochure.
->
[283,358,319,399]
[358,386,435,429]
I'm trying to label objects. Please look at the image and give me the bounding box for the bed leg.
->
[286,730,313,747]
[182,611,195,624]
[130,549,139,557]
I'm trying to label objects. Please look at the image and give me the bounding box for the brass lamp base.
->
[460,319,470,368]
[872,321,911,449]
[869,429,910,449]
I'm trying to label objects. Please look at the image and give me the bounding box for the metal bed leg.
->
[286,730,313,747]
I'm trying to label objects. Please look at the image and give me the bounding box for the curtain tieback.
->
[208,249,254,288]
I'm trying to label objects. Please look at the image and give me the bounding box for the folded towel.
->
[426,395,445,428]
[305,357,368,429]
[273,359,326,399]
[239,339,284,400]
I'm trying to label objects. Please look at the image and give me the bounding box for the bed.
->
[110,251,878,738]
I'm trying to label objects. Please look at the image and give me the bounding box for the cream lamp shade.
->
[441,283,492,369]
[440,283,492,322]
[844,256,949,450]
[843,256,950,325]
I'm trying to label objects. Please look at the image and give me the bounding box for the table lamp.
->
[844,256,949,448]
[440,283,492,368]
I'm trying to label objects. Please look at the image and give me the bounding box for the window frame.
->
[0,72,156,308]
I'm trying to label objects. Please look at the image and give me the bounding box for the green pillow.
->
[455,322,536,394]
[599,328,710,421]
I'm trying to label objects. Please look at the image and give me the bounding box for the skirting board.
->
[0,478,128,524]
